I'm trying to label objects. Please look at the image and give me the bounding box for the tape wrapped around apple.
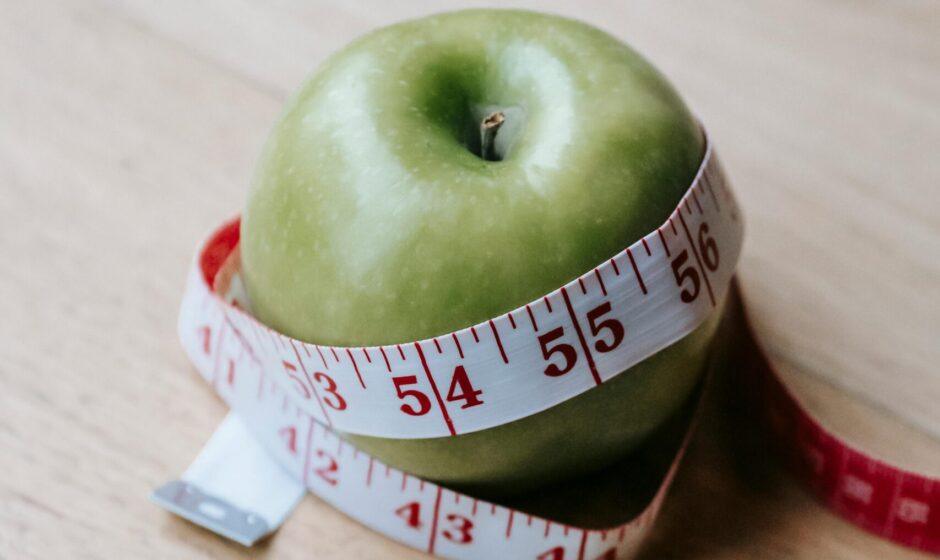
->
[241,9,721,497]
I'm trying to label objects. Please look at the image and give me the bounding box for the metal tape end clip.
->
[151,480,271,547]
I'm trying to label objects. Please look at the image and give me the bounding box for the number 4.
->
[395,501,422,529]
[446,365,483,409]
[538,547,564,560]
[393,366,484,416]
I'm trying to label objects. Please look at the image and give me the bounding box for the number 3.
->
[442,514,473,544]
[313,371,346,411]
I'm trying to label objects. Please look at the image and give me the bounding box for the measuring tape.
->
[152,138,940,558]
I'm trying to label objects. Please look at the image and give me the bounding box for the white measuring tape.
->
[153,135,940,558]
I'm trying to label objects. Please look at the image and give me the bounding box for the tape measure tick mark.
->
[704,170,721,212]
[379,347,391,372]
[451,333,464,359]
[676,211,716,306]
[657,227,671,257]
[428,486,444,555]
[301,416,315,486]
[290,341,333,426]
[414,341,457,436]
[345,349,365,389]
[692,189,704,214]
[577,529,589,560]
[506,510,514,538]
[609,257,621,276]
[489,320,509,364]
[223,314,259,365]
[560,287,601,386]
[526,304,539,331]
[314,346,329,369]
[626,248,647,295]
[594,269,607,296]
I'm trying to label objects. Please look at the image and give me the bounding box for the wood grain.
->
[1,1,937,558]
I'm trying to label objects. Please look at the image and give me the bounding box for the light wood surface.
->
[2,1,938,558]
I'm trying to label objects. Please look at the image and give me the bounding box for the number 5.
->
[392,375,432,416]
[538,327,578,377]
[282,361,311,399]
[586,301,625,353]
[671,250,701,303]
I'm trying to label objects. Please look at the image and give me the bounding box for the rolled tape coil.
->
[153,137,940,558]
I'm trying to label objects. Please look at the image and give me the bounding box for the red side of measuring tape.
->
[737,304,940,554]
[199,217,241,286]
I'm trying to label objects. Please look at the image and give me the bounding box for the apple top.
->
[242,9,704,346]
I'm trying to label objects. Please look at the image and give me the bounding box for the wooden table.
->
[3,1,938,558]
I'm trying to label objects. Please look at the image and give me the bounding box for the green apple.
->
[242,9,716,497]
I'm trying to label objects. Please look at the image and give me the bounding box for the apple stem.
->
[479,111,505,162]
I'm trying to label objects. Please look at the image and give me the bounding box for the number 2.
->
[312,449,338,486]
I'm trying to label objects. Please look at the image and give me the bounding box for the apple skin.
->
[242,9,710,495]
